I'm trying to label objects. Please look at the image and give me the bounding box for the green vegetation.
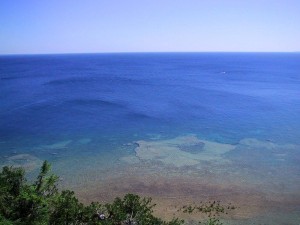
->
[179,201,235,223]
[0,161,232,225]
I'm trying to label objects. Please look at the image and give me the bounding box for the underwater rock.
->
[78,138,91,144]
[132,135,236,167]
[178,142,205,154]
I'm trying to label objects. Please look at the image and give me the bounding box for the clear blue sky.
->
[1,0,300,54]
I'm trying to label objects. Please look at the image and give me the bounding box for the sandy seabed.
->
[67,135,300,224]
[2,135,300,224]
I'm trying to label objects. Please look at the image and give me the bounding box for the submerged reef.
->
[1,154,42,172]
[122,135,235,167]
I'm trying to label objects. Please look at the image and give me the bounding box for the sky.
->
[0,0,300,54]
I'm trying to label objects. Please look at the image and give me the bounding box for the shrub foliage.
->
[0,161,230,225]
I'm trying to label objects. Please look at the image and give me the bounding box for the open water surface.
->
[1,53,300,224]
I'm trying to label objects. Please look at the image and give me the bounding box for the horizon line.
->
[1,51,300,56]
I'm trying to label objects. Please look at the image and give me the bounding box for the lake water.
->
[1,53,300,224]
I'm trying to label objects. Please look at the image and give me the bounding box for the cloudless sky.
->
[0,0,300,54]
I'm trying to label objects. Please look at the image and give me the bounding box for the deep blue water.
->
[1,53,300,223]
[1,53,300,148]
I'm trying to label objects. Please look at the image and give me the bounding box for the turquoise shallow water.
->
[0,53,300,223]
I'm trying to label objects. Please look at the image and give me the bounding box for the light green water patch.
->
[239,138,297,150]
[46,142,135,188]
[35,140,73,150]
[0,154,43,172]
[146,133,165,140]
[120,155,141,165]
[117,135,300,194]
[21,133,298,225]
[78,138,92,145]
[121,135,236,167]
